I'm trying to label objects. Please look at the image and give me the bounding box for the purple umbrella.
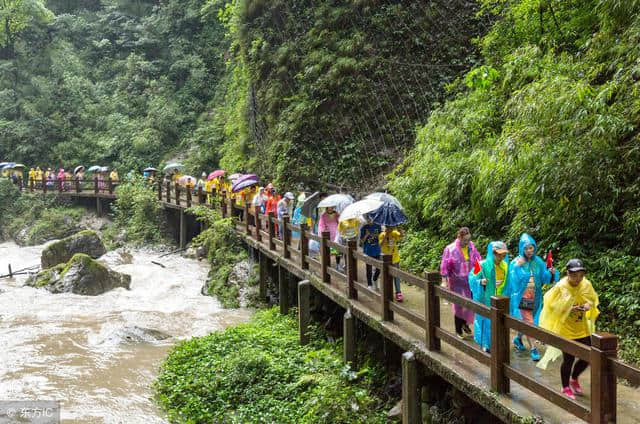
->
[232,178,259,192]
[235,174,258,183]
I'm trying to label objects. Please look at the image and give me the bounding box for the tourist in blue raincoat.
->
[505,233,558,361]
[468,241,509,352]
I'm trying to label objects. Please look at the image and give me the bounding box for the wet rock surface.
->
[41,230,107,268]
[28,253,131,295]
[95,326,171,346]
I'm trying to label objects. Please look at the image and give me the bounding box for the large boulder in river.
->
[28,253,131,295]
[41,230,107,269]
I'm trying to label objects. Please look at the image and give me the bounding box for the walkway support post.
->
[244,203,250,236]
[259,251,268,301]
[425,272,441,351]
[381,254,393,321]
[268,212,276,250]
[254,205,262,242]
[94,177,99,194]
[282,215,290,259]
[197,186,204,204]
[108,178,113,195]
[490,296,510,394]
[179,209,187,249]
[300,223,309,270]
[166,181,171,203]
[75,179,80,193]
[591,333,618,424]
[158,180,162,200]
[344,309,356,366]
[402,351,422,424]
[175,184,180,206]
[346,239,357,299]
[298,280,311,345]
[320,231,330,283]
[96,197,103,217]
[186,188,192,208]
[279,265,289,315]
[220,192,227,218]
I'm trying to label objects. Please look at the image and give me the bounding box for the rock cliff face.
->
[41,230,107,269]
[29,253,130,295]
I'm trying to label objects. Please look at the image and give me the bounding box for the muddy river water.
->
[0,241,253,423]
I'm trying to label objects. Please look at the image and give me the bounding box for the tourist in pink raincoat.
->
[440,227,482,338]
[57,168,65,191]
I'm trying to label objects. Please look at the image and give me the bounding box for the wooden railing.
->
[25,177,640,423]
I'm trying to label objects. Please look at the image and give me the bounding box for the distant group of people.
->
[25,166,119,191]
[440,229,599,400]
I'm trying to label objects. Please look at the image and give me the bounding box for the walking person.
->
[318,206,340,266]
[379,225,404,302]
[360,215,382,289]
[468,241,509,352]
[537,259,599,400]
[440,227,482,339]
[505,233,558,361]
[277,192,295,239]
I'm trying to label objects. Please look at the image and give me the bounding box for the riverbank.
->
[154,308,397,423]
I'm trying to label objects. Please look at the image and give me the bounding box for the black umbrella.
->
[370,201,408,227]
[301,191,325,217]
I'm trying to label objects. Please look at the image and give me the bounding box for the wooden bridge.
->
[18,177,640,424]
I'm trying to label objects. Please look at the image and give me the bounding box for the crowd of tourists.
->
[4,162,601,399]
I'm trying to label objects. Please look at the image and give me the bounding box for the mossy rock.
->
[41,230,107,269]
[28,253,131,295]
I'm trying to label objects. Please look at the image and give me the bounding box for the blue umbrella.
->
[1,162,16,170]
[369,201,408,227]
[232,178,259,192]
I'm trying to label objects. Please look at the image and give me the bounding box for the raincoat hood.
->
[486,241,509,265]
[518,233,537,258]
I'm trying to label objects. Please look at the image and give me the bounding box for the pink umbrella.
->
[208,170,225,180]
[178,175,197,186]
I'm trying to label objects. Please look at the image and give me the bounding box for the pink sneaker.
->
[561,386,576,400]
[569,378,583,396]
[395,292,404,302]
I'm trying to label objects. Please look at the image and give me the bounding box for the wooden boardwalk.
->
[20,179,640,424]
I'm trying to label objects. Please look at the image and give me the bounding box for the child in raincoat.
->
[505,233,558,361]
[379,226,404,302]
[536,259,599,400]
[468,241,509,352]
[440,227,482,339]
[336,217,360,272]
[291,192,306,239]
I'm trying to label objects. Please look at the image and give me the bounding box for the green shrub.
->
[154,308,391,423]
[187,205,250,308]
[110,177,168,245]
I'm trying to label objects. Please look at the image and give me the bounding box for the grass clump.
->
[154,308,392,423]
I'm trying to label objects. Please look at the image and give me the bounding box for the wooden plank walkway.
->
[21,179,640,424]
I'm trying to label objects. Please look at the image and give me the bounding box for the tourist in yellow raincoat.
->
[537,259,599,400]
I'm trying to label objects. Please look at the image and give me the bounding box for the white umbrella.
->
[339,198,383,222]
[317,193,354,214]
[365,192,403,210]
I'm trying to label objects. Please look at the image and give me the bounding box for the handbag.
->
[519,298,535,310]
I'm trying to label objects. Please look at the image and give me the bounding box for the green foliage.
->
[0,179,85,244]
[199,0,487,188]
[154,308,392,423]
[390,0,640,363]
[111,177,167,245]
[187,205,250,308]
[0,0,226,173]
